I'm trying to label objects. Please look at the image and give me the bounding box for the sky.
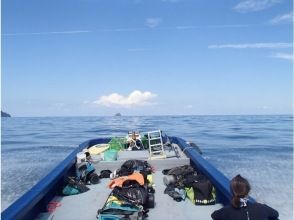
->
[1,0,293,116]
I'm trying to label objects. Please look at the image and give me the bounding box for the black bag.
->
[76,162,99,184]
[185,174,216,205]
[118,160,152,177]
[62,177,90,196]
[163,165,196,187]
[164,185,186,202]
[166,165,195,177]
[112,186,148,206]
[99,170,112,178]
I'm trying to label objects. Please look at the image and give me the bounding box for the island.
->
[1,111,11,117]
[114,113,122,116]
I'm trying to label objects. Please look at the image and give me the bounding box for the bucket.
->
[103,149,118,161]
[108,138,125,151]
[82,148,91,160]
[76,152,86,163]
[141,137,149,149]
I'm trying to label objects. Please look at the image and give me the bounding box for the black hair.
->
[230,174,251,208]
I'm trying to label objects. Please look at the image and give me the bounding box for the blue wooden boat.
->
[1,135,254,220]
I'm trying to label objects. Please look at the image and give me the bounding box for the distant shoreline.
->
[1,111,11,117]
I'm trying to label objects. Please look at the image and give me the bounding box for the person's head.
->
[132,131,136,140]
[230,174,251,208]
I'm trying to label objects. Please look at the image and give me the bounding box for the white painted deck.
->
[37,145,222,220]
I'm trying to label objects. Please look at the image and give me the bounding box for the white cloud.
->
[145,18,162,28]
[185,105,193,109]
[272,53,293,61]
[234,0,281,13]
[270,12,293,24]
[3,23,264,37]
[174,24,254,30]
[208,42,292,49]
[94,90,157,107]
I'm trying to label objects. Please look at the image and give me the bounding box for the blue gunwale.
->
[171,137,232,205]
[1,138,110,220]
[2,136,252,220]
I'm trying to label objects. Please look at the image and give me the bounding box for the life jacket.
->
[184,174,216,205]
[108,172,145,189]
[117,160,153,186]
[163,165,216,205]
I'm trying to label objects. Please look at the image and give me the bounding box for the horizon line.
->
[4,113,293,118]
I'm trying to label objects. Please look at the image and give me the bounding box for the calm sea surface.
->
[1,115,293,219]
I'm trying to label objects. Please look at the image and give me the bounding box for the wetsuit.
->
[211,202,279,220]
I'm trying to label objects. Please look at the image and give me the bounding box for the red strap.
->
[47,201,62,212]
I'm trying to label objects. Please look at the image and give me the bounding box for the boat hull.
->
[2,136,253,220]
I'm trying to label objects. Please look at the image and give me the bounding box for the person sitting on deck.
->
[211,174,279,220]
[126,131,143,150]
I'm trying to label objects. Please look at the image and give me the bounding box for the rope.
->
[182,146,194,153]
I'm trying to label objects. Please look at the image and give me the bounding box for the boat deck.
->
[37,145,222,220]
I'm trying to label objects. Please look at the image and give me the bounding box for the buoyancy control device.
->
[76,151,99,184]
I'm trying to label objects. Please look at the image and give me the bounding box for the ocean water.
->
[1,115,293,219]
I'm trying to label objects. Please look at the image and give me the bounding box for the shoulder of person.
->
[251,202,272,208]
[250,202,279,216]
[211,205,234,219]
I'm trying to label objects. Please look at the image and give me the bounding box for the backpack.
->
[97,196,144,220]
[62,177,90,196]
[163,165,196,187]
[112,186,148,206]
[166,165,195,177]
[117,160,152,180]
[118,160,152,175]
[76,162,99,184]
